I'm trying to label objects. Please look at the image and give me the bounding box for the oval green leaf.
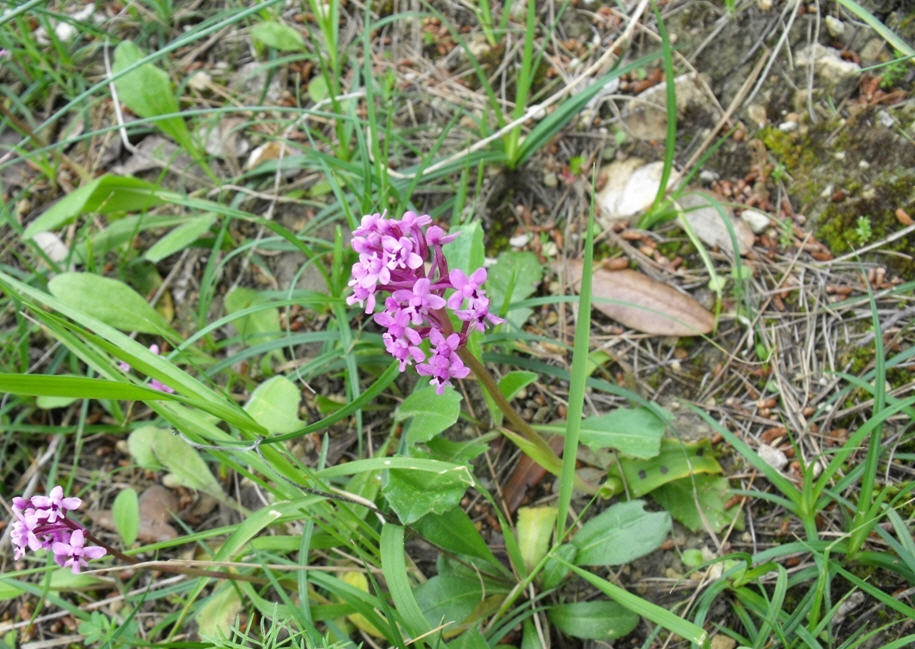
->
[113,488,139,546]
[48,272,175,337]
[547,600,639,641]
[572,500,670,566]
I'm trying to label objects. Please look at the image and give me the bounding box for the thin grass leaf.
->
[563,562,709,647]
[558,196,594,538]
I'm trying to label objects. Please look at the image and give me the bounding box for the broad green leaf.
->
[537,407,666,459]
[395,384,461,446]
[144,214,216,262]
[580,407,665,458]
[380,524,430,638]
[49,568,105,590]
[415,507,500,565]
[547,600,639,641]
[308,76,329,102]
[0,580,23,601]
[113,41,193,151]
[487,251,542,329]
[244,376,303,435]
[414,573,483,628]
[112,488,139,546]
[426,436,489,464]
[448,627,491,649]
[48,272,175,338]
[651,474,743,533]
[36,395,78,409]
[251,21,305,51]
[498,370,538,401]
[150,429,224,498]
[383,462,470,525]
[443,222,484,276]
[224,287,282,345]
[127,425,166,470]
[572,500,670,566]
[22,175,169,238]
[517,506,557,572]
[196,584,244,640]
[606,438,722,497]
[541,543,577,590]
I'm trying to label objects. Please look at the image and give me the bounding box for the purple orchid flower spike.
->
[9,486,107,572]
[348,211,502,393]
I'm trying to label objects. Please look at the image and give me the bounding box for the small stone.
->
[834,151,846,161]
[32,232,69,263]
[678,191,754,256]
[757,0,773,10]
[758,443,788,471]
[778,120,797,132]
[741,209,771,234]
[509,233,530,248]
[796,44,860,96]
[859,38,885,66]
[543,172,558,188]
[596,159,675,222]
[699,169,720,183]
[710,635,737,649]
[825,16,845,39]
[877,110,894,129]
[188,70,211,92]
[747,103,767,127]
[859,160,870,169]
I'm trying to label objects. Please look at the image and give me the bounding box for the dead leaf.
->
[561,262,715,336]
[502,436,564,514]
[679,191,754,257]
[89,485,179,543]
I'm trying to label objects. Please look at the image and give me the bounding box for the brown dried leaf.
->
[502,436,565,514]
[89,485,179,543]
[562,262,714,336]
[679,191,754,257]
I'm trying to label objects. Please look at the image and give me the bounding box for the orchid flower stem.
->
[78,522,273,584]
[458,348,598,495]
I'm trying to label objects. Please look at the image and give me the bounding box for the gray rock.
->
[796,43,861,97]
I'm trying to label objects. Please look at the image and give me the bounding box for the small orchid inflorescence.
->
[347,211,502,394]
[119,344,175,394]
[10,486,106,573]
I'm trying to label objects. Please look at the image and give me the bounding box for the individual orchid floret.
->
[9,486,107,572]
[448,268,504,332]
[348,210,501,393]
[119,344,175,394]
[52,529,107,574]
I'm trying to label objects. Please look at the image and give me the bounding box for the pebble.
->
[33,232,69,263]
[778,120,798,133]
[825,16,845,39]
[543,172,558,188]
[509,233,530,248]
[877,110,894,129]
[741,209,771,234]
[758,443,788,471]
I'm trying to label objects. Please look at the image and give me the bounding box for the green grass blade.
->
[563,562,708,647]
[557,185,595,538]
